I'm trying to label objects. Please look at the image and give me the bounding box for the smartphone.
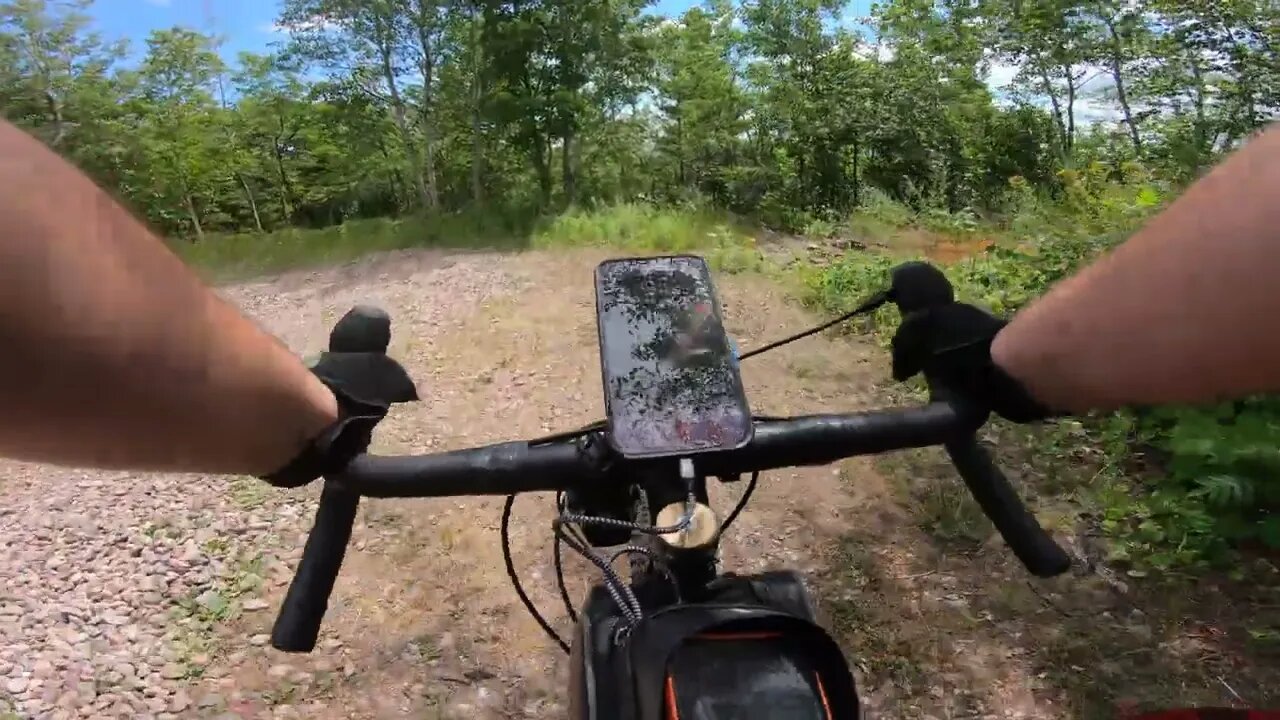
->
[595,255,753,459]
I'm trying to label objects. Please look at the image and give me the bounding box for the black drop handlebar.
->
[269,399,1072,653]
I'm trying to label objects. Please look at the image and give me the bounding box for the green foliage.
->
[177,203,765,278]
[805,166,1280,570]
[3,0,1274,240]
[1133,401,1280,559]
[176,209,534,279]
[530,203,766,273]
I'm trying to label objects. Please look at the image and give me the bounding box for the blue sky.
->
[89,0,731,63]
[91,0,879,62]
[87,0,1114,120]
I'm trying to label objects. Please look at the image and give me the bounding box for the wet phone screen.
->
[595,255,753,459]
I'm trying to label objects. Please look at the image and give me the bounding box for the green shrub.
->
[801,168,1280,570]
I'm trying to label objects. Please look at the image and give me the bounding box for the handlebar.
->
[269,399,1071,652]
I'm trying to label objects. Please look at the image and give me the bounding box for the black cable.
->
[554,520,643,620]
[718,471,759,536]
[529,419,607,446]
[502,494,570,654]
[737,291,888,361]
[552,493,580,625]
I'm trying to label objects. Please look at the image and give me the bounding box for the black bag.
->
[571,571,860,720]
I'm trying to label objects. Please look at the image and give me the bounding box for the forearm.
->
[0,121,336,474]
[992,124,1280,413]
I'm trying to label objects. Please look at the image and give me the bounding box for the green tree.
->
[133,28,225,239]
[653,2,745,201]
[281,0,431,210]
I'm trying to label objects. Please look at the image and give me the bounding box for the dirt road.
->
[1,249,1273,719]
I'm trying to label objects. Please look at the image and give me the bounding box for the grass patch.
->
[531,203,767,273]
[175,203,768,280]
[168,546,268,679]
[175,209,536,280]
[227,475,271,510]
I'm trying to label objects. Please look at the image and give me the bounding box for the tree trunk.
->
[181,180,204,242]
[274,147,293,221]
[1062,64,1077,153]
[470,93,485,204]
[1102,17,1142,152]
[273,118,296,222]
[238,174,264,232]
[850,136,860,207]
[1037,64,1068,158]
[675,113,686,188]
[1220,23,1259,133]
[42,89,67,147]
[414,4,441,210]
[469,5,485,205]
[186,196,204,240]
[561,125,575,203]
[1189,56,1210,168]
[379,35,429,210]
[422,125,440,209]
[532,133,552,206]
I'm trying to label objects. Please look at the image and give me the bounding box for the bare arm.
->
[0,120,337,474]
[992,124,1280,412]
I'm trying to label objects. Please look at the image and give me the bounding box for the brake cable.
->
[717,470,760,537]
[736,290,888,361]
[501,495,570,654]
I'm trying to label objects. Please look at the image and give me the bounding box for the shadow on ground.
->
[812,439,1280,719]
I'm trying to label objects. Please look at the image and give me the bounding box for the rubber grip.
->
[944,437,1071,578]
[270,482,360,652]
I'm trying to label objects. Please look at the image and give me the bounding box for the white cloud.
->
[851,39,895,62]
[986,60,1020,91]
[982,59,1125,127]
[260,16,342,34]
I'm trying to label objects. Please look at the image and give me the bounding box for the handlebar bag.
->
[623,603,860,720]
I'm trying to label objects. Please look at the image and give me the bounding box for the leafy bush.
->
[804,167,1280,569]
[1129,401,1280,564]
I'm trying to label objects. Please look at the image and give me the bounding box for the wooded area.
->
[2,0,1276,240]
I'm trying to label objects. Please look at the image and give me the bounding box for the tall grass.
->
[531,203,767,273]
[175,203,768,279]
[174,209,535,279]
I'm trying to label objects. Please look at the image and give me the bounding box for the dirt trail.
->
[1,248,1273,720]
